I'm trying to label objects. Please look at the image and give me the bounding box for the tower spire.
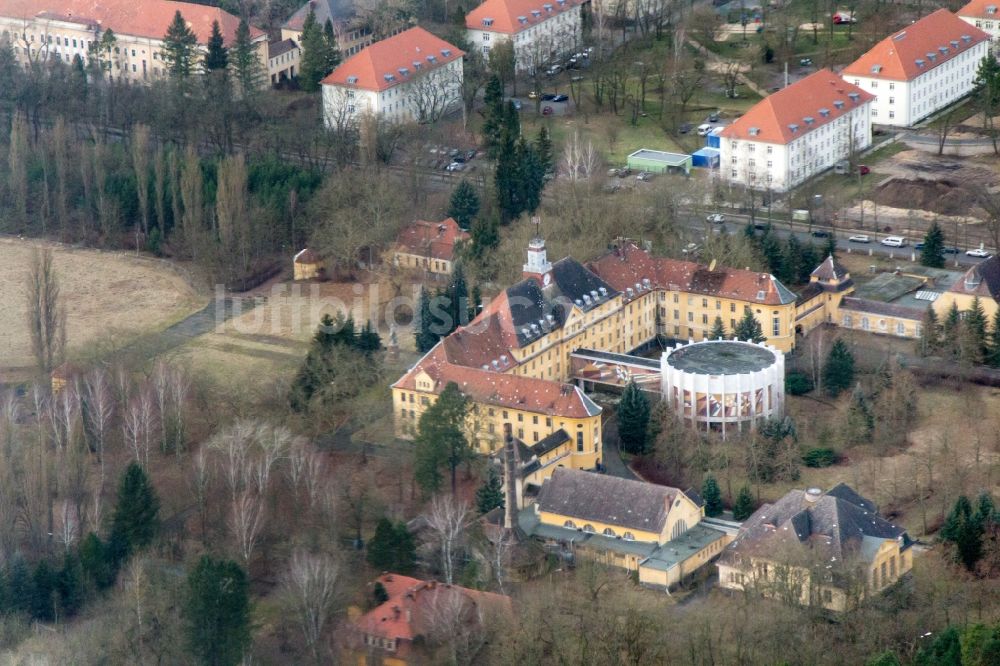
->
[523,216,553,285]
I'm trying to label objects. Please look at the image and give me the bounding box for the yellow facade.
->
[393,251,456,276]
[653,290,797,352]
[639,535,730,588]
[836,308,923,338]
[934,290,1000,322]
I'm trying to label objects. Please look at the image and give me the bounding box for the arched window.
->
[623,532,635,541]
[583,524,595,533]
[602,527,615,537]
[563,520,576,529]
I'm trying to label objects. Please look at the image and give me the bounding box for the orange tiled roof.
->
[393,344,601,418]
[321,26,464,92]
[355,574,511,645]
[588,242,798,306]
[958,0,1000,19]
[0,0,263,43]
[842,9,989,82]
[718,69,873,144]
[465,0,583,34]
[395,217,469,262]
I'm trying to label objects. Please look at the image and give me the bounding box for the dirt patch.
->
[874,177,976,217]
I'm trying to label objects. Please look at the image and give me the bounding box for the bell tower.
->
[522,217,552,285]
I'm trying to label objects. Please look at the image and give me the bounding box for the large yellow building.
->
[717,484,914,611]
[392,237,800,465]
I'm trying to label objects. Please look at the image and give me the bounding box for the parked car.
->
[679,122,694,134]
[551,94,569,102]
[697,123,713,136]
[512,99,522,110]
[466,149,477,160]
[880,236,907,247]
[833,12,857,23]
[914,242,924,250]
[542,106,554,115]
[636,171,652,181]
[812,229,832,238]
[754,222,769,230]
[706,213,726,224]
[451,155,466,164]
[944,246,961,254]
[848,234,871,243]
[967,247,991,258]
[570,75,584,82]
[545,64,562,76]
[528,91,539,99]
[858,164,871,175]
[799,57,813,66]
[707,112,720,123]
[541,93,556,101]
[446,162,464,171]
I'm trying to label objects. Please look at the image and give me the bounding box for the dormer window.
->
[870,64,882,74]
[927,52,937,61]
[427,54,437,63]
[518,15,528,23]
[988,4,997,13]
[915,58,925,67]
[962,34,972,43]
[557,0,566,6]
[950,40,960,48]
[544,2,553,9]
[482,17,494,26]
[384,73,395,81]
[531,9,541,17]
[756,290,766,300]
[939,46,949,54]
[848,92,860,102]
[748,127,760,136]
[398,67,409,76]
[413,60,422,69]
[441,49,452,57]
[833,100,844,109]
[819,108,829,117]
[803,116,814,125]
[788,123,799,133]
[346,75,358,84]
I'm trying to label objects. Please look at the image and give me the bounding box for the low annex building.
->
[349,573,511,664]
[465,0,583,72]
[842,9,990,127]
[281,0,374,59]
[0,0,267,83]
[519,468,730,588]
[321,26,464,126]
[392,217,469,276]
[718,484,913,611]
[719,70,874,192]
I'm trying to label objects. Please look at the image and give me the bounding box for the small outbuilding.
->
[293,248,323,281]
[626,149,692,175]
[692,147,720,169]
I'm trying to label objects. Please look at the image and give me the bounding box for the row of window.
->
[841,314,918,337]
[562,520,637,540]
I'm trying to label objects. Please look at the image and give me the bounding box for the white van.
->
[880,236,906,247]
[697,123,713,136]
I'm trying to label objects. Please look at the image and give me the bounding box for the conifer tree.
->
[535,125,554,175]
[79,532,115,590]
[231,19,264,96]
[618,381,651,455]
[203,20,229,72]
[482,75,505,157]
[470,212,500,259]
[109,462,161,566]
[823,235,837,259]
[919,306,940,357]
[367,518,416,573]
[330,311,356,347]
[823,338,855,397]
[921,221,946,268]
[733,485,755,521]
[414,382,471,495]
[961,296,988,365]
[709,315,726,340]
[7,556,33,616]
[31,560,56,622]
[299,8,331,92]
[357,321,382,355]
[781,234,804,285]
[57,552,84,618]
[322,19,342,74]
[975,491,996,526]
[702,475,723,517]
[415,287,441,352]
[476,468,505,514]
[941,495,973,543]
[799,243,818,284]
[943,301,961,358]
[162,11,199,78]
[448,180,480,230]
[446,263,469,333]
[185,556,252,666]
[470,284,482,322]
[373,581,389,605]
[989,307,1000,367]
[734,309,765,343]
[844,384,874,444]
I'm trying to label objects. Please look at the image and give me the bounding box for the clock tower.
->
[522,218,552,285]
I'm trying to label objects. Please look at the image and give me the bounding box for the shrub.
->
[803,447,838,468]
[785,371,814,395]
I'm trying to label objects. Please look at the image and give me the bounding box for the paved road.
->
[599,411,638,480]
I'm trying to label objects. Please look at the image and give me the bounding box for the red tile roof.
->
[588,242,798,306]
[842,9,989,82]
[394,217,469,262]
[0,0,263,43]
[718,70,873,144]
[958,0,1000,19]
[465,0,583,34]
[321,26,464,92]
[393,344,601,418]
[355,574,511,649]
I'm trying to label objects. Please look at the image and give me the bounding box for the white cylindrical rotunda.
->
[660,339,784,438]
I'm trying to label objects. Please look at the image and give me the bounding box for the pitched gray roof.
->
[840,297,922,320]
[811,255,849,282]
[536,468,680,533]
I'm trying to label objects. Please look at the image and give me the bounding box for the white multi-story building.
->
[321,27,464,127]
[719,69,873,193]
[958,0,1000,52]
[0,0,267,83]
[465,0,583,73]
[842,9,990,127]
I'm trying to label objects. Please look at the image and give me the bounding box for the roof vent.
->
[749,126,760,136]
[915,58,925,67]
[346,75,358,84]
[531,323,540,332]
[492,359,500,368]
[501,354,508,363]
[583,294,592,305]
[870,64,882,74]
[927,52,937,62]
[642,278,651,288]
[803,116,815,125]
[833,99,844,109]
[441,48,452,57]
[574,298,583,306]
[893,31,906,41]
[805,488,823,503]
[819,107,830,117]
[521,326,531,337]
[634,282,643,292]
[590,289,599,300]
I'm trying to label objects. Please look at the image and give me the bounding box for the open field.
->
[0,237,204,377]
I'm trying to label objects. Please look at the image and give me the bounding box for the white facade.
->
[960,12,1000,52]
[846,39,988,126]
[468,4,582,72]
[660,340,785,439]
[323,57,464,126]
[721,101,871,193]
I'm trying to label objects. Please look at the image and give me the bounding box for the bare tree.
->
[252,423,290,496]
[131,124,152,241]
[211,420,255,500]
[423,496,472,585]
[230,489,266,564]
[561,131,600,182]
[26,247,65,378]
[84,368,114,494]
[122,390,156,469]
[423,585,496,666]
[284,550,343,663]
[406,61,464,124]
[191,447,212,544]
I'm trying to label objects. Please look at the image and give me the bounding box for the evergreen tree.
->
[941,495,974,543]
[920,221,946,268]
[733,485,755,521]
[357,321,382,355]
[702,475,723,517]
[823,338,855,397]
[109,462,161,566]
[414,382,472,494]
[7,556,33,615]
[203,20,228,72]
[446,263,469,333]
[823,235,837,259]
[482,75,505,157]
[535,125,554,175]
[79,532,115,590]
[322,19,342,74]
[709,315,726,340]
[494,124,519,223]
[470,212,500,259]
[759,229,784,274]
[919,306,940,357]
[618,381,651,455]
[162,11,199,78]
[448,180,480,230]
[331,311,357,347]
[943,301,961,358]
[955,509,983,570]
[975,491,996,526]
[373,581,389,605]
[844,384,875,444]
[57,552,84,618]
[866,651,901,666]
[366,518,416,573]
[415,288,441,352]
[517,136,544,214]
[298,7,328,92]
[989,307,1000,367]
[799,243,819,284]
[961,296,988,365]
[185,556,252,666]
[231,19,264,96]
[915,625,962,666]
[781,234,804,285]
[476,468,505,514]
[734,309,765,343]
[31,560,56,622]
